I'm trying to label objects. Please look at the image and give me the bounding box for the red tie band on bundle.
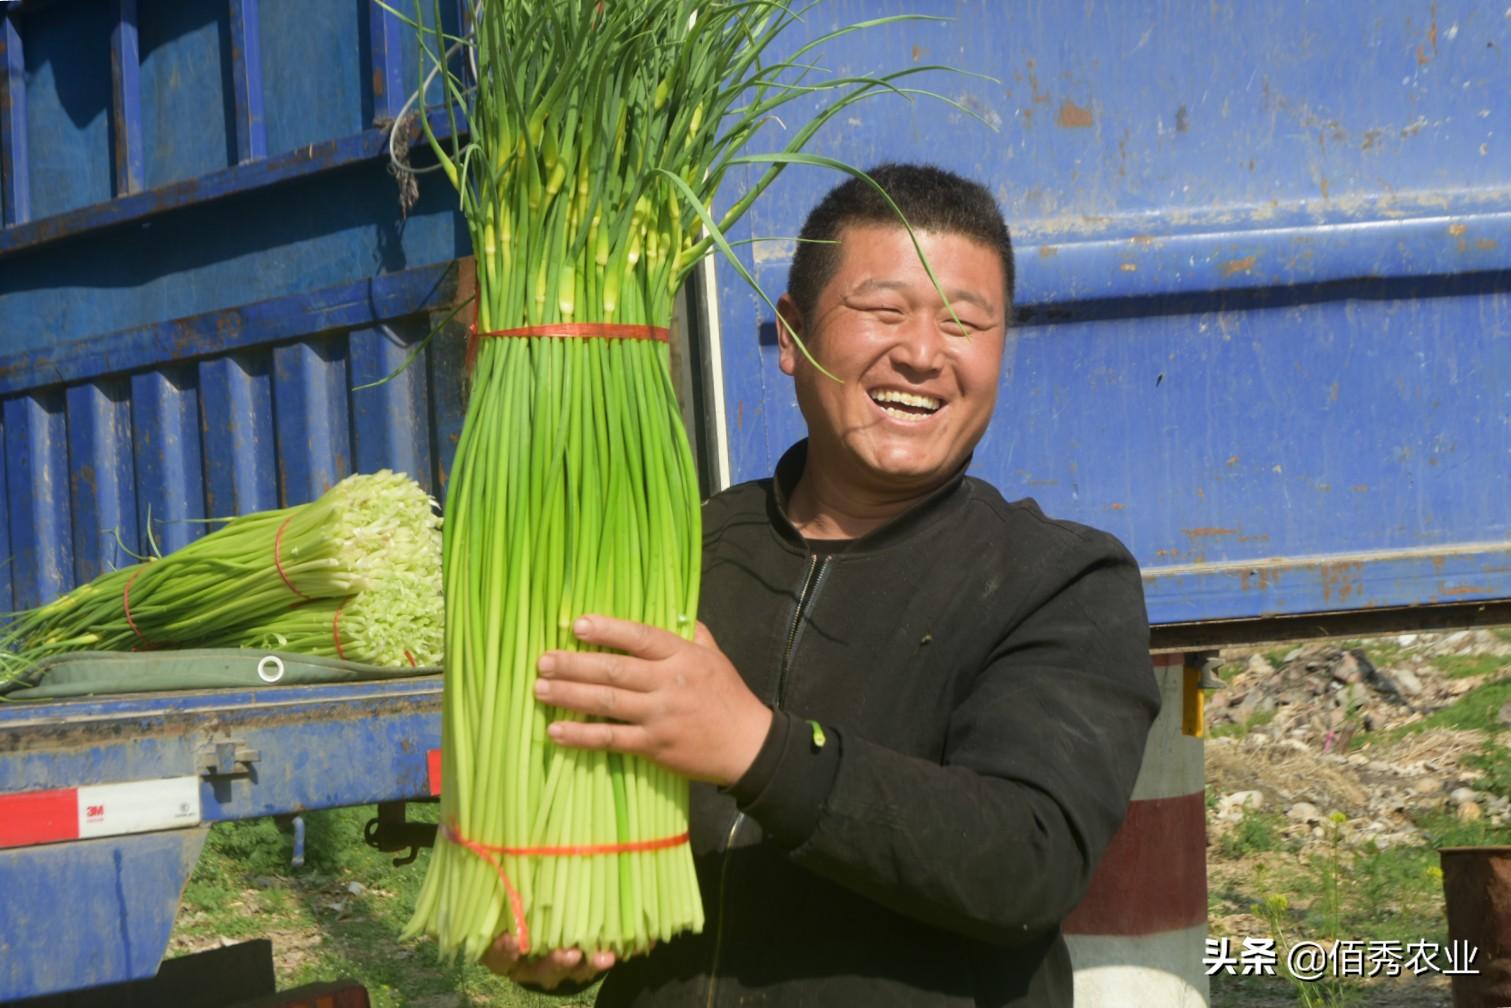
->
[441,822,691,955]
[123,567,153,649]
[331,598,348,661]
[273,516,311,600]
[464,321,671,376]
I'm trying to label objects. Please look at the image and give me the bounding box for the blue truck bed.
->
[0,670,442,999]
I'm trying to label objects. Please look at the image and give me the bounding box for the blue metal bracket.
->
[66,378,139,585]
[228,0,267,163]
[109,0,144,196]
[199,739,260,778]
[2,391,72,608]
[130,367,207,556]
[367,0,408,125]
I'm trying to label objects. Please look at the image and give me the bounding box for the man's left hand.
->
[533,616,773,787]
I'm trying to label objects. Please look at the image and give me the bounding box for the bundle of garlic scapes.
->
[396,0,966,962]
[0,470,442,693]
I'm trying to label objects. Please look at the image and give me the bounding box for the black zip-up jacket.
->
[598,442,1160,1007]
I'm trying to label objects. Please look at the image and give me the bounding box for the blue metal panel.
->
[130,367,206,556]
[366,0,409,124]
[65,378,139,583]
[198,352,279,519]
[0,829,208,1000]
[2,391,71,608]
[0,162,465,356]
[109,0,144,196]
[0,261,462,393]
[0,109,457,257]
[258,0,364,157]
[1017,205,1511,306]
[272,338,352,504]
[138,0,233,187]
[228,0,268,164]
[0,676,442,1001]
[0,678,441,809]
[349,321,435,493]
[22,0,113,219]
[0,260,464,605]
[710,0,1511,627]
[0,10,30,226]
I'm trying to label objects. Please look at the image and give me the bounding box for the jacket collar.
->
[766,440,974,557]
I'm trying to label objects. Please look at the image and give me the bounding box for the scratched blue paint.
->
[198,352,279,519]
[0,676,441,804]
[257,0,363,156]
[271,339,352,504]
[349,321,435,494]
[1013,209,1511,308]
[228,0,267,164]
[65,378,138,583]
[21,0,113,219]
[137,0,232,186]
[0,161,466,357]
[108,0,144,196]
[1,11,31,226]
[0,107,458,257]
[0,830,207,1000]
[2,391,71,607]
[710,0,1511,625]
[365,0,410,124]
[130,367,206,556]
[0,261,462,394]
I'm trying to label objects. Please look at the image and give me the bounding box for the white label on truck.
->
[75,776,202,839]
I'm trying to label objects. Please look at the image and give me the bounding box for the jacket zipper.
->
[705,554,829,1008]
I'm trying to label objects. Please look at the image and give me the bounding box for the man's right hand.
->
[481,932,616,991]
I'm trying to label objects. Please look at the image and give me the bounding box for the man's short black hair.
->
[786,163,1015,322]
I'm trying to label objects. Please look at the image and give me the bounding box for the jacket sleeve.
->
[733,534,1161,946]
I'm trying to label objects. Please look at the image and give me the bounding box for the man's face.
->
[777,224,1008,500]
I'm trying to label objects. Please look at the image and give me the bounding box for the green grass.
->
[1209,641,1508,1007]
[1364,676,1511,746]
[1212,706,1278,739]
[1429,653,1508,679]
[1461,742,1511,799]
[173,805,597,1007]
[1217,810,1295,859]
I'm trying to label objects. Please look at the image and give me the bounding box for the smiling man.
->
[486,164,1162,1007]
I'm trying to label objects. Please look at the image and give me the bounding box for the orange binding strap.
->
[123,568,153,649]
[273,516,311,600]
[441,823,691,955]
[464,321,670,375]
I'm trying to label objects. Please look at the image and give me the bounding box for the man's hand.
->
[481,932,615,990]
[534,615,773,787]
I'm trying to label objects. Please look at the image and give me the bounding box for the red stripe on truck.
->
[1063,790,1207,936]
[427,749,442,796]
[0,787,80,848]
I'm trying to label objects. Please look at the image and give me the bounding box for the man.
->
[486,164,1161,1006]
